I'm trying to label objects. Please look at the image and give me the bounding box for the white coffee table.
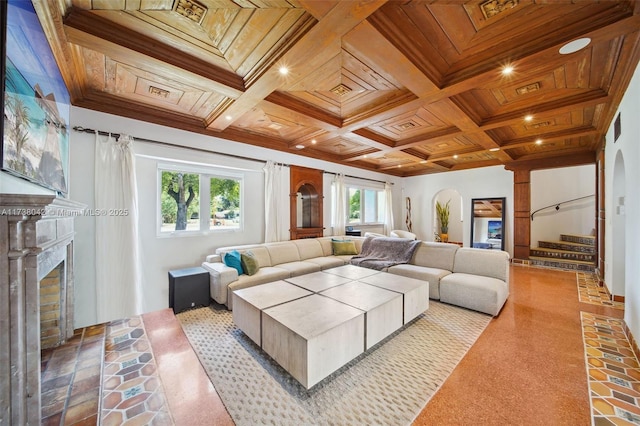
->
[322,264,381,280]
[358,273,429,324]
[285,271,351,292]
[320,281,403,349]
[262,294,365,389]
[232,280,312,346]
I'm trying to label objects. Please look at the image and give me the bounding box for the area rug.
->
[177,301,491,426]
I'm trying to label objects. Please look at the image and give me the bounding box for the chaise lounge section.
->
[202,236,510,315]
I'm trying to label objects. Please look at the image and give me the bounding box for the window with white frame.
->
[347,185,385,225]
[158,164,242,235]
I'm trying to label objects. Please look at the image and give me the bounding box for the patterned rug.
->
[178,301,491,426]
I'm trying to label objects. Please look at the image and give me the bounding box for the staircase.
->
[529,234,596,272]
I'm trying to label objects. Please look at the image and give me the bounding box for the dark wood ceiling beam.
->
[504,151,596,171]
[500,127,599,150]
[479,90,610,130]
[207,0,387,131]
[265,92,342,127]
[63,7,245,94]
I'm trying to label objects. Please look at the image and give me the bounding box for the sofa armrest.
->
[205,254,222,263]
[201,261,238,305]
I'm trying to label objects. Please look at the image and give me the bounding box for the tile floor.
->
[40,266,637,425]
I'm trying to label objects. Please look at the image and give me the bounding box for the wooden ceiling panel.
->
[32,0,640,177]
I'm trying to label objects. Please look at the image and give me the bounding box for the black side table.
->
[168,266,210,314]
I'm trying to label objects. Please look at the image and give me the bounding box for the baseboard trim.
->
[613,294,625,303]
[624,322,640,364]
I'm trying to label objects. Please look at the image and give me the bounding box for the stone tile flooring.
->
[101,316,173,425]
[581,312,640,425]
[577,272,625,310]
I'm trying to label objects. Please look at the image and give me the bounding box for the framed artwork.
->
[2,0,70,195]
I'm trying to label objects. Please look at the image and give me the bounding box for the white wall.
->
[0,170,57,194]
[604,61,640,339]
[69,107,400,327]
[530,165,596,245]
[402,166,513,255]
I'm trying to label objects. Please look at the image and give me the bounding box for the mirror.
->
[470,198,505,251]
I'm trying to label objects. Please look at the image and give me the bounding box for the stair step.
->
[561,234,595,246]
[529,256,595,272]
[539,240,596,254]
[529,247,596,262]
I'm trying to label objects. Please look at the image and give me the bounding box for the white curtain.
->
[383,182,394,235]
[263,161,286,242]
[95,132,143,323]
[332,173,347,236]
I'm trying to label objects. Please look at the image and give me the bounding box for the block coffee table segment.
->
[232,281,312,346]
[358,273,429,324]
[323,264,381,280]
[285,271,351,293]
[262,294,365,389]
[321,281,403,350]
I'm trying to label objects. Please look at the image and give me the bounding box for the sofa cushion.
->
[223,250,244,275]
[452,248,509,282]
[439,273,508,316]
[265,242,301,266]
[293,239,324,260]
[387,264,451,300]
[275,261,321,277]
[241,251,260,276]
[304,256,346,270]
[411,242,458,271]
[226,267,291,310]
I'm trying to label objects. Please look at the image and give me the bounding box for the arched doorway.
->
[611,150,626,300]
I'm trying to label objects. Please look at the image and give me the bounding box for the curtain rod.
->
[72,126,392,185]
[72,126,271,165]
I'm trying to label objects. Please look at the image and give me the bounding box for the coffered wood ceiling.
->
[34,0,640,176]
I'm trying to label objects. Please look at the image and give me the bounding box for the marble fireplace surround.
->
[0,194,84,425]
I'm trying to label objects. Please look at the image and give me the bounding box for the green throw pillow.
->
[241,251,260,276]
[332,240,358,255]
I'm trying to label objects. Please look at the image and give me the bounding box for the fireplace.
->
[0,194,84,424]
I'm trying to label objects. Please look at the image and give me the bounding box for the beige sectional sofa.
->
[201,236,510,315]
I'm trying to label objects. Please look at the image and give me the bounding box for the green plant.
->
[436,200,450,233]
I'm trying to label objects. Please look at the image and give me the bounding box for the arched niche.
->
[290,166,323,239]
[433,189,463,244]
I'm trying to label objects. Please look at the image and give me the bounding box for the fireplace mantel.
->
[0,194,85,425]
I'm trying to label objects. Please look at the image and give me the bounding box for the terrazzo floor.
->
[40,266,635,425]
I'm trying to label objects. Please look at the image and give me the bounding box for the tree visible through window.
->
[160,168,242,234]
[347,186,384,225]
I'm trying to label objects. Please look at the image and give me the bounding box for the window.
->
[159,165,242,235]
[347,185,385,225]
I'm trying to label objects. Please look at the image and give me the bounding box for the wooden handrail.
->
[530,194,595,221]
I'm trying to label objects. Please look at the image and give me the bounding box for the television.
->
[487,220,502,239]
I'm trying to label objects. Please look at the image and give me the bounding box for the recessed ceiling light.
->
[502,65,514,75]
[397,164,402,168]
[524,115,533,122]
[420,160,427,164]
[453,154,459,159]
[535,139,542,145]
[363,155,368,158]
[489,147,500,152]
[311,139,317,144]
[559,38,591,55]
[295,144,304,149]
[225,115,232,120]
[279,67,289,75]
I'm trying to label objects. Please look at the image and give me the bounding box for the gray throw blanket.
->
[350,237,422,270]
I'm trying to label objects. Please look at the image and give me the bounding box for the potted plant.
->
[436,200,450,242]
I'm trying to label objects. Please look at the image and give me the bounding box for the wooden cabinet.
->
[290,166,323,239]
